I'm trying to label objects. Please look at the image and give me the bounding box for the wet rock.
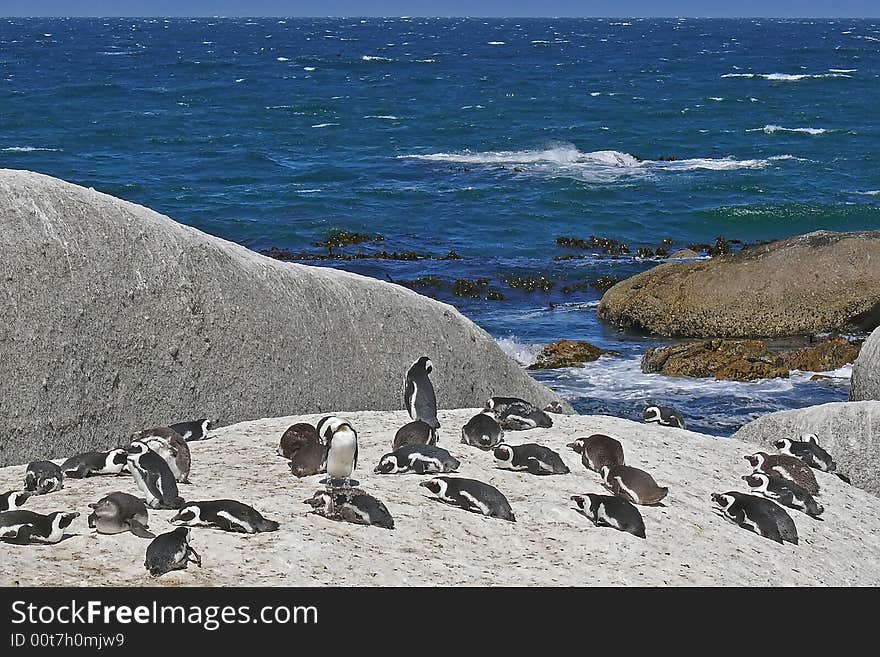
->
[785,337,861,372]
[641,340,789,381]
[504,275,554,293]
[556,235,630,255]
[528,339,621,370]
[454,278,490,298]
[313,229,384,253]
[667,248,700,259]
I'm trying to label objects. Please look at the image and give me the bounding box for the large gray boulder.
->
[0,169,566,466]
[597,231,880,338]
[851,326,880,401]
[732,401,880,497]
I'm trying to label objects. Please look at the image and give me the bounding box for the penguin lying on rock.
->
[711,491,798,545]
[571,493,646,539]
[145,527,202,577]
[0,510,79,544]
[170,500,279,534]
[304,488,394,530]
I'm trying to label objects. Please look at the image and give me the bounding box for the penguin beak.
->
[418,481,431,488]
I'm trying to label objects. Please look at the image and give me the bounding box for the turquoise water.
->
[3,17,879,434]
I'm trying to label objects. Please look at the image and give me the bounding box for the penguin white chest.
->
[327,429,357,479]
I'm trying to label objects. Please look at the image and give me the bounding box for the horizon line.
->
[3,15,880,20]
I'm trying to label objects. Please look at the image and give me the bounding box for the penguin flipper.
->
[127,520,156,539]
[187,546,202,568]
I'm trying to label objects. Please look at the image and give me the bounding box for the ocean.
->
[2,16,879,435]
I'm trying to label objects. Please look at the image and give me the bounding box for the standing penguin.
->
[88,492,155,538]
[404,356,440,430]
[566,435,625,472]
[774,435,836,472]
[60,449,128,479]
[741,473,824,519]
[744,452,819,496]
[169,418,212,442]
[0,491,31,512]
[571,493,646,539]
[144,527,202,577]
[711,491,798,545]
[0,510,79,544]
[642,405,685,429]
[600,464,668,505]
[319,417,359,488]
[170,500,280,534]
[125,441,185,509]
[133,427,191,484]
[392,420,438,450]
[460,412,505,450]
[24,461,64,495]
[492,443,570,475]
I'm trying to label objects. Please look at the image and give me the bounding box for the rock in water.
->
[598,230,880,338]
[528,339,620,370]
[0,170,568,466]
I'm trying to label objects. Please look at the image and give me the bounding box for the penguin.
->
[744,452,819,496]
[88,492,155,538]
[642,405,685,429]
[24,460,63,495]
[543,401,565,414]
[144,527,202,577]
[419,476,515,522]
[566,434,626,472]
[741,473,824,519]
[571,493,646,539]
[483,396,551,431]
[278,423,327,478]
[374,444,460,475]
[460,412,505,450]
[125,441,185,509]
[404,356,440,430]
[0,510,79,544]
[133,427,191,484]
[774,435,836,472]
[169,418,211,442]
[392,420,438,450]
[492,443,570,475]
[60,449,128,479]
[170,500,280,534]
[304,488,394,530]
[0,490,31,512]
[711,491,798,545]
[318,416,358,487]
[600,464,668,505]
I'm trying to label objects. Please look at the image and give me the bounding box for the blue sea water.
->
[2,17,879,435]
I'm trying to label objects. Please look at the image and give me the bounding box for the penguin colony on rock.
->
[0,356,851,581]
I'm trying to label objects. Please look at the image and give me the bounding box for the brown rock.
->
[641,340,789,381]
[784,337,861,372]
[528,339,620,370]
[598,231,880,338]
[666,248,700,259]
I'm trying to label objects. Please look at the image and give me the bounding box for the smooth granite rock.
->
[0,170,567,466]
[851,326,880,402]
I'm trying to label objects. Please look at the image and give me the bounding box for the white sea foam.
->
[487,41,506,45]
[364,115,401,120]
[276,56,290,61]
[829,68,857,73]
[708,96,724,101]
[722,72,852,81]
[1,146,60,152]
[303,66,316,71]
[361,55,393,61]
[495,337,544,367]
[311,123,338,128]
[752,125,828,135]
[856,190,880,196]
[399,144,794,179]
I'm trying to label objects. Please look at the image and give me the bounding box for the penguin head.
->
[599,465,612,483]
[565,438,586,454]
[125,441,149,457]
[492,444,514,463]
[172,526,192,542]
[3,490,32,510]
[484,398,496,412]
[744,453,766,469]
[374,454,399,474]
[420,356,433,374]
[710,492,735,512]
[303,491,332,512]
[570,494,587,510]
[800,433,820,446]
[51,511,80,531]
[742,473,768,490]
[169,505,202,526]
[642,406,661,423]
[773,438,792,452]
[419,478,446,496]
[88,497,115,517]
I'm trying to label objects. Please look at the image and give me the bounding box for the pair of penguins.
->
[712,435,841,545]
